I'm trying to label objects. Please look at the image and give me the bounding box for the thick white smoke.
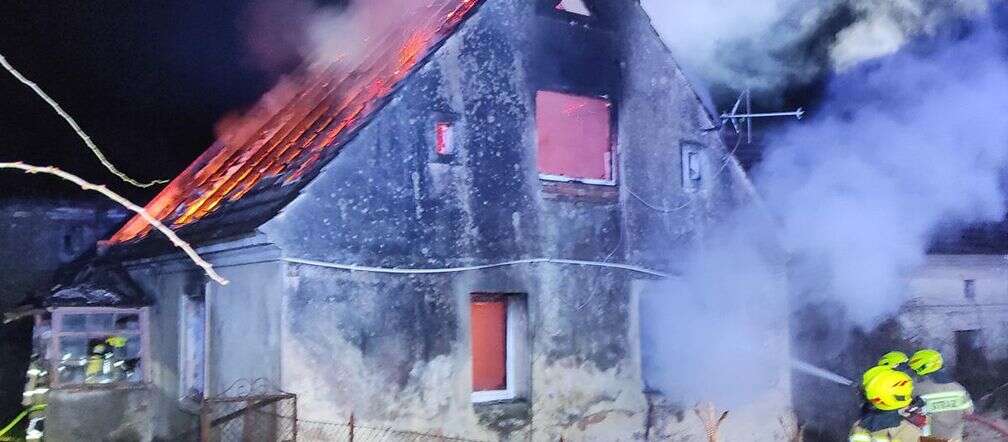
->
[642,7,1008,408]
[760,23,1008,324]
[641,0,990,93]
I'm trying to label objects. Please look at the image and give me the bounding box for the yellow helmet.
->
[877,351,909,368]
[909,349,943,376]
[864,368,914,411]
[861,365,889,387]
[106,336,127,348]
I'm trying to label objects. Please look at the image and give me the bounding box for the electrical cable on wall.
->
[284,255,673,276]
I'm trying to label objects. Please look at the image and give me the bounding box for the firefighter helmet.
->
[909,349,943,376]
[877,351,909,368]
[864,368,914,411]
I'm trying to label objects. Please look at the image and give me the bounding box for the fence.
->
[294,415,486,442]
[201,392,298,442]
[197,379,483,442]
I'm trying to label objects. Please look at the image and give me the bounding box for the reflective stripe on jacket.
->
[849,419,922,442]
[916,377,973,440]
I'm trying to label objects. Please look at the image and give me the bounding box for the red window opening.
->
[535,91,612,183]
[436,122,454,155]
[471,297,507,391]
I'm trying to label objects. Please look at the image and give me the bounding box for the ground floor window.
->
[49,307,149,386]
[470,293,528,403]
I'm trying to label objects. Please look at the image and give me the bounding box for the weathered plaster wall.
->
[46,388,156,442]
[900,254,1008,364]
[263,0,652,439]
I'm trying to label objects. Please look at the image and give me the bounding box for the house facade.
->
[39,1,792,440]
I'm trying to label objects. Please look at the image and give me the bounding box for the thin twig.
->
[0,162,227,285]
[0,53,168,188]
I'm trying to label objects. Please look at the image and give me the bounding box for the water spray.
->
[791,359,854,386]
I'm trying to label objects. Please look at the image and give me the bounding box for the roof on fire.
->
[107,0,482,248]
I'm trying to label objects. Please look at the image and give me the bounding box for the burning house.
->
[33,0,792,440]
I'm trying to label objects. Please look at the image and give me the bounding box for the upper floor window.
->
[556,0,591,16]
[49,307,148,387]
[535,91,614,185]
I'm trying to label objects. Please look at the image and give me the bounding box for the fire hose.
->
[965,414,1008,439]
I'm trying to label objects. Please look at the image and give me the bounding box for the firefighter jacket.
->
[849,409,923,442]
[916,372,973,442]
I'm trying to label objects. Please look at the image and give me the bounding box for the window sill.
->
[541,179,619,202]
[472,389,516,404]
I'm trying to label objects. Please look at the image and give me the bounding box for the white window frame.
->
[471,295,528,403]
[179,294,207,403]
[49,307,150,388]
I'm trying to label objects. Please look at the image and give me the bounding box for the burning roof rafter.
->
[110,0,480,244]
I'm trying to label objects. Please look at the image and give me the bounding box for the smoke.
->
[240,0,436,73]
[761,21,1008,323]
[641,0,991,96]
[643,9,1008,407]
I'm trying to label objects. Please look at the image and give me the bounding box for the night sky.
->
[0,0,810,203]
[0,2,289,202]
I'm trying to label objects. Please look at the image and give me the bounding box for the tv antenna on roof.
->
[708,89,804,143]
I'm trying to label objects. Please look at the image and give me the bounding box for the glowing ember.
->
[109,0,481,244]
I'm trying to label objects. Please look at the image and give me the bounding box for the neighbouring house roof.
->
[108,0,481,247]
[46,264,149,308]
[928,220,1008,255]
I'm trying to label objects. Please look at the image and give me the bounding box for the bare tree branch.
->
[0,53,168,188]
[0,162,227,285]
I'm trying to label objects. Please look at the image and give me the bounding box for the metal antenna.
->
[718,89,804,143]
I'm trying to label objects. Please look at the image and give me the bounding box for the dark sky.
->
[0,2,283,202]
[0,0,812,203]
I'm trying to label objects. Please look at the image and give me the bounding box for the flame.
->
[108,0,481,244]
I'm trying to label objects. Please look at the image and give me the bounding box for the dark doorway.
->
[955,329,989,395]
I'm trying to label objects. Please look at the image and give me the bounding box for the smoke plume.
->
[641,0,990,96]
[643,7,1008,407]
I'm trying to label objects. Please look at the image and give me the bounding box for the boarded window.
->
[436,121,454,155]
[471,297,507,391]
[536,91,613,183]
[556,0,591,16]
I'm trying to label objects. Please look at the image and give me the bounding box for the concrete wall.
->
[900,254,1008,364]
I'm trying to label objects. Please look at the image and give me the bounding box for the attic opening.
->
[555,0,591,16]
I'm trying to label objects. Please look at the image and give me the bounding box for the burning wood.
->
[108,0,481,244]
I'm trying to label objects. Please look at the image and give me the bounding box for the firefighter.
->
[85,336,128,383]
[910,348,973,442]
[849,368,922,442]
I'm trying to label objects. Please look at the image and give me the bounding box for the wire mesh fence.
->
[293,416,485,442]
[201,392,298,442]
[197,378,486,442]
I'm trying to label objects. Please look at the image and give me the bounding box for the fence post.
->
[349,413,355,442]
[200,400,210,442]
